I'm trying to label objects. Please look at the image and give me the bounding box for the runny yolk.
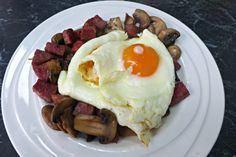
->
[123,44,160,77]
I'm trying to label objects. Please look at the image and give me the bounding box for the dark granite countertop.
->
[0,0,235,156]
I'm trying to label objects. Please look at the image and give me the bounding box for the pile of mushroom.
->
[106,9,182,60]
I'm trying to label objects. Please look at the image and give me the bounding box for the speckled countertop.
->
[0,0,235,156]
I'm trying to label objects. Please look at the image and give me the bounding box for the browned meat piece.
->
[125,24,138,38]
[71,40,84,53]
[32,59,61,82]
[84,15,106,30]
[32,62,48,80]
[80,27,96,41]
[32,79,57,102]
[74,29,82,39]
[173,59,181,71]
[63,29,76,45]
[93,15,107,30]
[45,42,66,56]
[73,102,97,115]
[170,81,190,106]
[32,49,55,65]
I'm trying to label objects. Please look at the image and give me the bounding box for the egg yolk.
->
[123,44,160,77]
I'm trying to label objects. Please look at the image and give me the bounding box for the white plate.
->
[1,1,224,157]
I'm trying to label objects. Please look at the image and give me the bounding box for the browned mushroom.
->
[125,13,135,25]
[133,9,151,30]
[117,125,136,137]
[61,106,78,137]
[74,109,117,144]
[51,33,64,45]
[57,117,68,133]
[148,16,167,35]
[168,45,182,60]
[106,17,123,32]
[47,59,62,84]
[158,28,180,47]
[41,105,59,130]
[51,96,76,123]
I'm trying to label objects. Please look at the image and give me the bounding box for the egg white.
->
[58,29,175,145]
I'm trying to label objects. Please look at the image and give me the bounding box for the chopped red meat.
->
[32,49,55,65]
[32,62,48,80]
[83,15,106,30]
[170,81,190,106]
[73,102,97,115]
[74,29,82,39]
[174,59,181,71]
[63,29,76,45]
[45,42,66,56]
[93,15,107,30]
[80,27,96,41]
[32,79,57,102]
[125,24,138,38]
[72,40,84,53]
[83,18,94,27]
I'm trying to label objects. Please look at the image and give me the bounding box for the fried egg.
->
[58,29,175,145]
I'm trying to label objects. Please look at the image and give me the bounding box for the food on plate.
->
[32,9,190,145]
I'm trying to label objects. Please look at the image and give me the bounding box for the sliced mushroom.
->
[57,117,67,133]
[148,16,167,35]
[41,105,59,130]
[51,96,76,123]
[158,28,180,47]
[47,59,61,84]
[74,109,117,143]
[124,13,135,25]
[133,9,151,30]
[107,17,123,32]
[61,106,78,137]
[168,45,182,60]
[51,33,64,45]
[117,125,136,137]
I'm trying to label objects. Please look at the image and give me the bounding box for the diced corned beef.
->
[83,18,94,27]
[170,81,190,106]
[80,27,96,41]
[45,42,66,56]
[174,59,181,71]
[72,40,84,53]
[93,15,107,30]
[73,102,96,115]
[63,29,76,45]
[32,79,57,102]
[74,29,82,39]
[32,62,48,80]
[83,15,106,30]
[125,24,138,38]
[32,49,55,65]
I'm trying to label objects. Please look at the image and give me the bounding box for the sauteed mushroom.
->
[41,105,59,130]
[107,17,123,31]
[148,16,167,35]
[133,9,151,30]
[158,28,180,46]
[51,96,76,123]
[168,45,182,60]
[74,109,117,143]
[61,107,78,137]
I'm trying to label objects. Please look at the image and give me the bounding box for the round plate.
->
[1,1,224,157]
